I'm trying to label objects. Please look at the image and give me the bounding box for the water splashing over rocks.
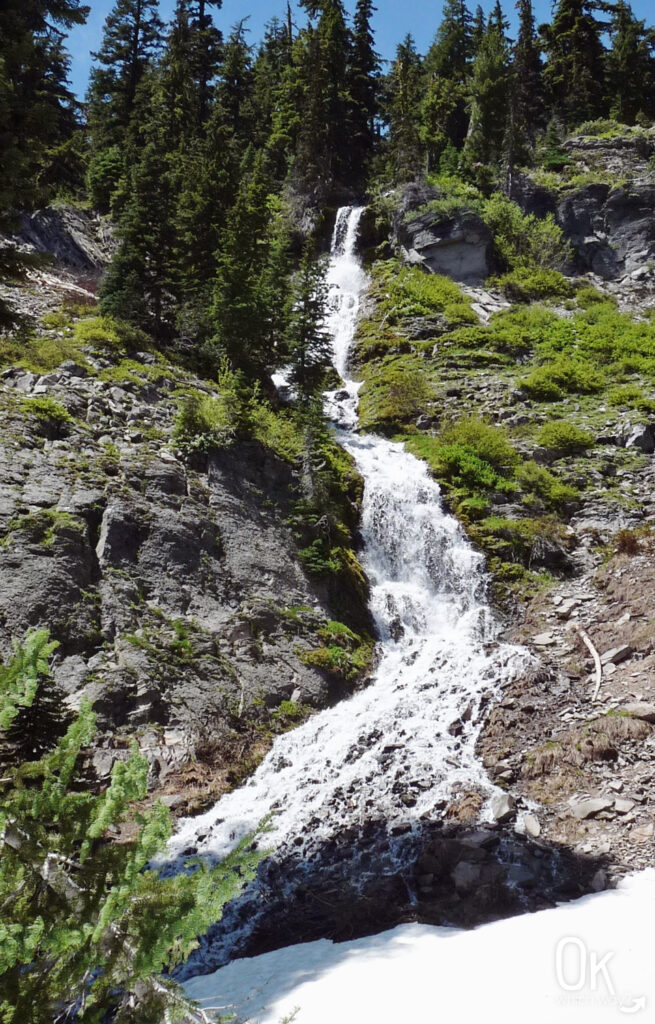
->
[169,208,596,979]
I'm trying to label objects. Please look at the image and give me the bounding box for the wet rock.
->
[491,792,517,823]
[523,813,541,839]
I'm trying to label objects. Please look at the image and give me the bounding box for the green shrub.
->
[516,461,579,510]
[73,316,151,355]
[575,118,631,138]
[440,417,519,471]
[522,356,605,400]
[608,384,655,412]
[538,420,594,453]
[490,267,574,303]
[301,620,374,682]
[576,284,614,308]
[480,193,571,270]
[23,396,72,425]
[476,515,569,568]
[358,354,434,432]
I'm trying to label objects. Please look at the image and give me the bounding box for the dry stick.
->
[576,626,603,701]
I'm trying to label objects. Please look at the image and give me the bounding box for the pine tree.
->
[513,0,544,139]
[386,35,424,181]
[0,0,88,326]
[209,152,290,381]
[0,630,261,1024]
[100,74,177,335]
[424,0,474,149]
[347,0,381,186]
[541,0,609,126]
[87,0,164,154]
[606,1,655,124]
[287,245,332,401]
[463,20,511,170]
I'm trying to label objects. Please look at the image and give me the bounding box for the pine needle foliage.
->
[0,630,261,1024]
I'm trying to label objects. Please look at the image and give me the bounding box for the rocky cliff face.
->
[391,183,495,284]
[0,277,372,811]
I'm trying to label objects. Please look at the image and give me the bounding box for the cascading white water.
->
[168,206,531,974]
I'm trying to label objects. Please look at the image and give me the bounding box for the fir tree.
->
[100,74,177,335]
[463,20,511,170]
[513,0,544,139]
[472,6,486,54]
[87,0,164,152]
[606,1,655,124]
[541,0,608,126]
[347,0,381,186]
[215,20,256,151]
[294,0,351,186]
[0,630,260,1024]
[209,152,290,380]
[287,245,332,401]
[387,35,424,181]
[424,0,474,149]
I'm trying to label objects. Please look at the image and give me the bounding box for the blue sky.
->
[66,0,655,99]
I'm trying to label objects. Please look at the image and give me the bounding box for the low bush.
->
[516,461,579,510]
[480,193,571,271]
[490,267,574,303]
[538,420,594,453]
[358,354,435,432]
[522,356,605,400]
[439,416,519,472]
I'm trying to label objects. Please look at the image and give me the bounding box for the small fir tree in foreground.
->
[0,629,261,1024]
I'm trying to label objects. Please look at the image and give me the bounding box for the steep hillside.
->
[357,141,655,877]
[0,227,373,815]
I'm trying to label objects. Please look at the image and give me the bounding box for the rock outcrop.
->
[0,348,371,808]
[393,183,495,284]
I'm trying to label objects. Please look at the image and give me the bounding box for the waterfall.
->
[168,206,530,976]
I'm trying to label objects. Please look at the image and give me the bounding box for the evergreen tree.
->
[252,17,293,154]
[541,0,608,126]
[513,0,544,139]
[347,0,381,186]
[606,1,655,124]
[188,0,223,126]
[209,152,290,380]
[86,0,164,153]
[463,20,511,170]
[0,630,260,1024]
[472,6,486,53]
[424,0,474,149]
[100,74,177,335]
[294,0,351,187]
[0,0,88,325]
[386,35,424,181]
[488,0,510,39]
[287,245,332,401]
[215,20,256,151]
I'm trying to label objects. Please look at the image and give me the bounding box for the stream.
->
[164,206,540,983]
